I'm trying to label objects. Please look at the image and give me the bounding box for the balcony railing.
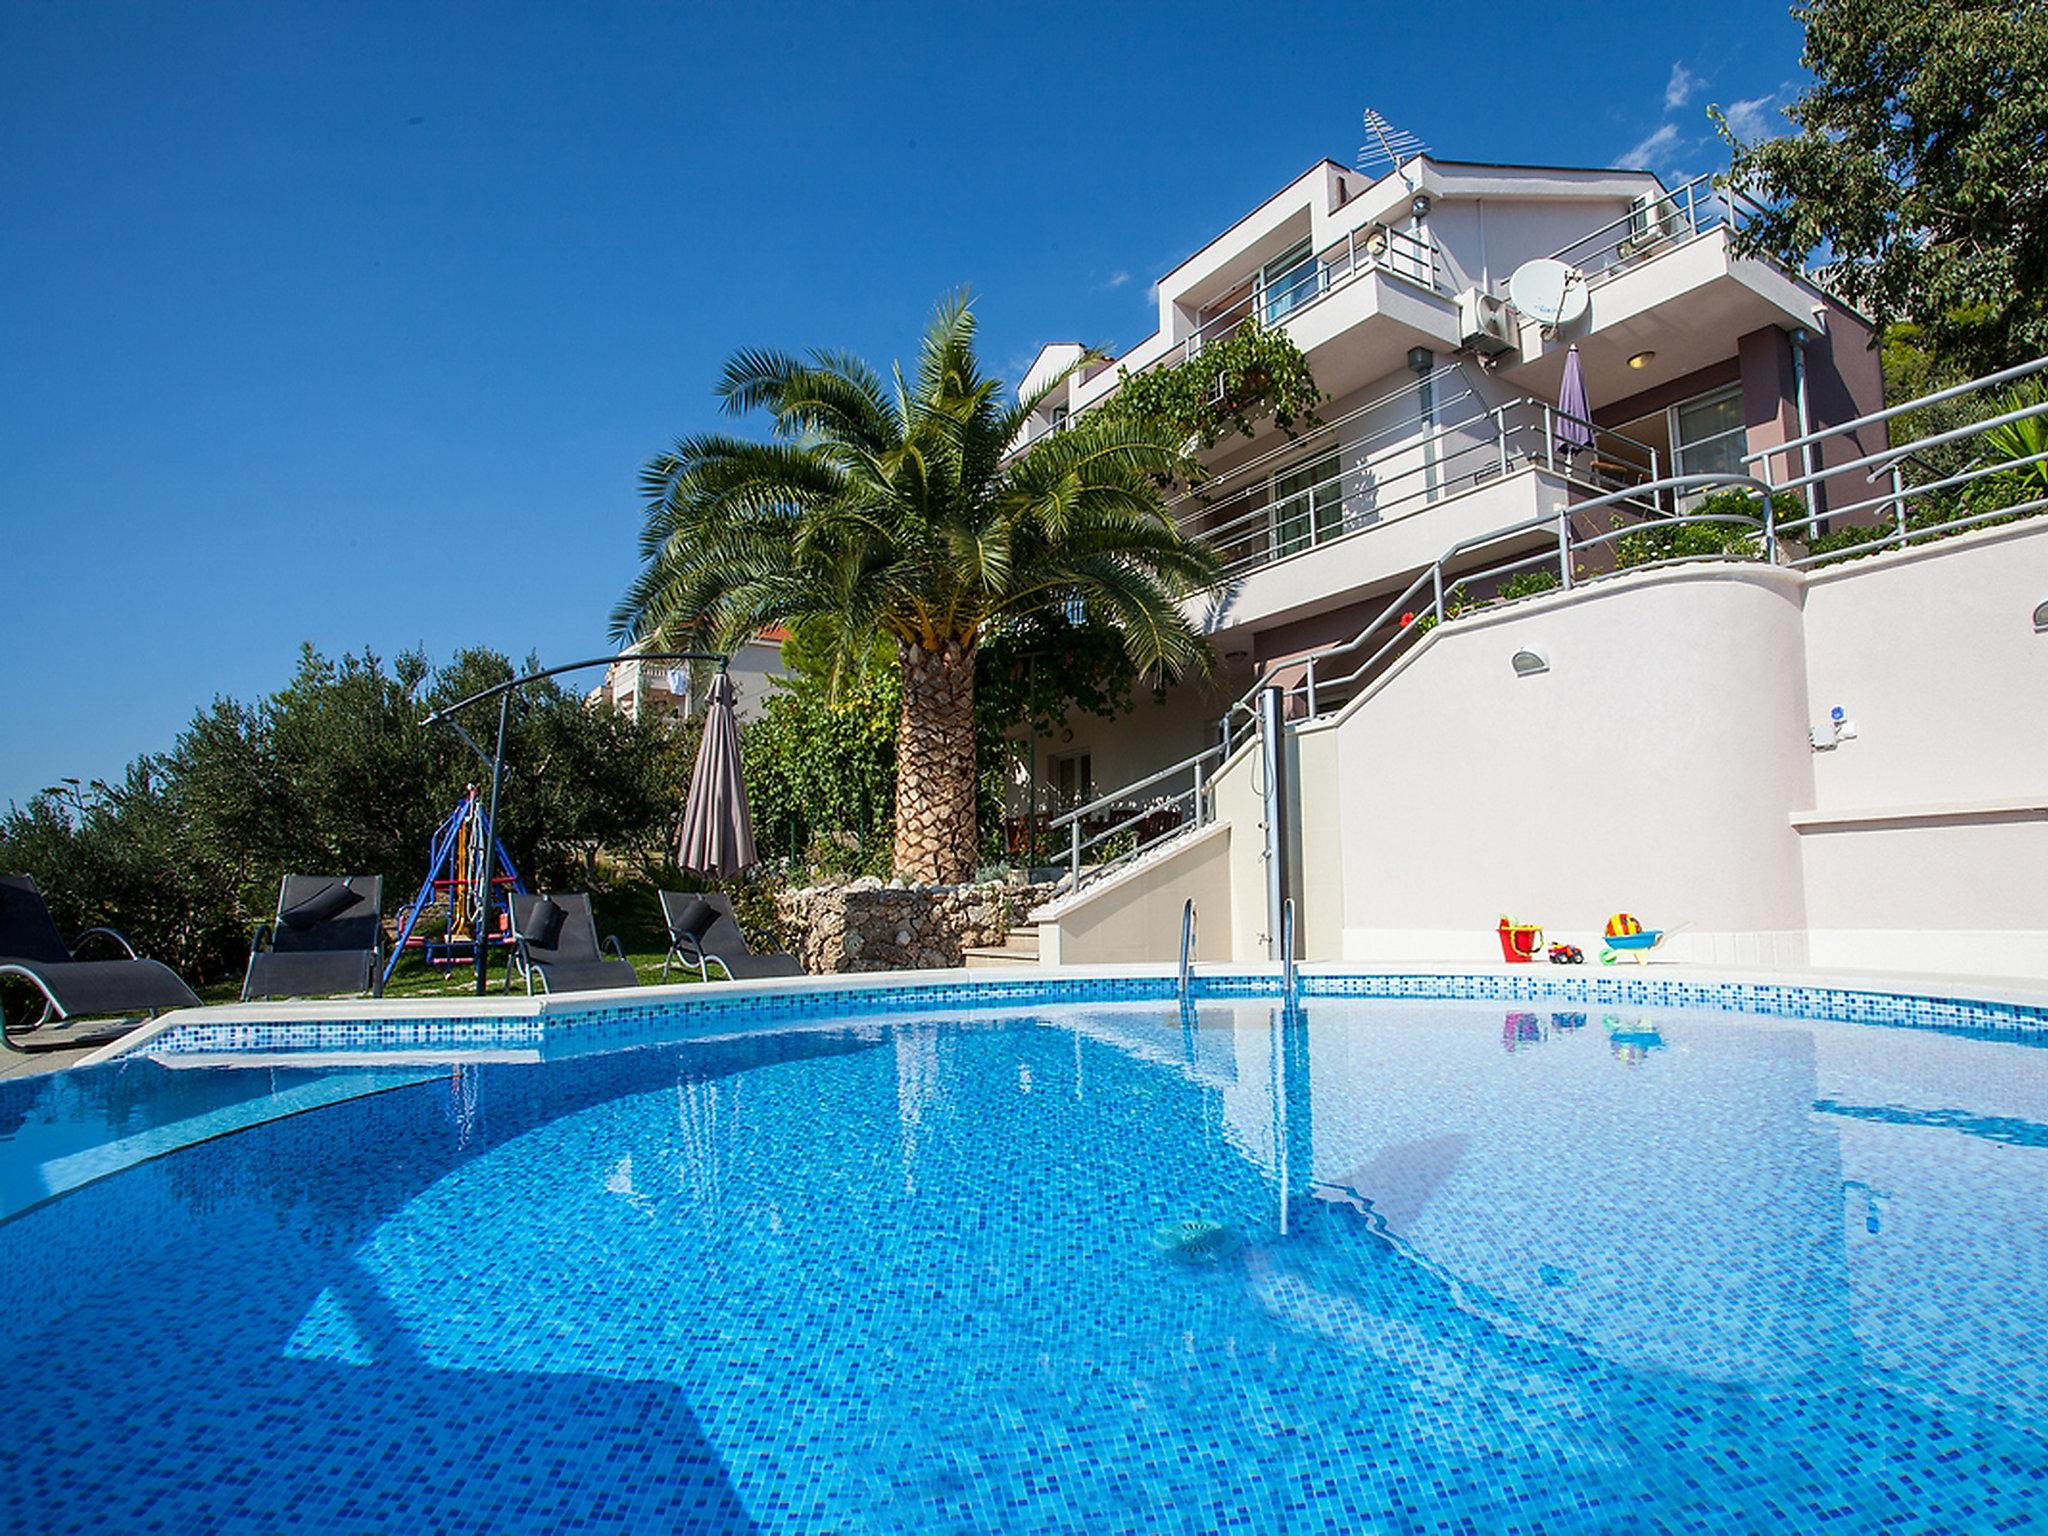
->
[1161,221,1447,377]
[1489,172,1777,299]
[1164,366,1661,583]
[1014,221,1453,452]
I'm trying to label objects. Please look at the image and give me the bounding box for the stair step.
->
[961,933,1040,968]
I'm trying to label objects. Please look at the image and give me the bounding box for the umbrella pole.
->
[476,691,510,997]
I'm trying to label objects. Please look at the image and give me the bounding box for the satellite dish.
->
[1508,258,1589,327]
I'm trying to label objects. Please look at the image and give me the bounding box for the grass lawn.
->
[197,884,699,1005]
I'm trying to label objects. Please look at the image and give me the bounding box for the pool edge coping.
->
[84,960,2048,1067]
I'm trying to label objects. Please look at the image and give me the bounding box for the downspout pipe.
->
[1791,329,1821,529]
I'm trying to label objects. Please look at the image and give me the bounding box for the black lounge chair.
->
[0,874,201,1050]
[660,891,805,982]
[242,875,385,1001]
[507,892,639,995]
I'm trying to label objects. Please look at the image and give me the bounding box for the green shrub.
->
[1612,490,1797,568]
[1498,568,1561,602]
[1099,319,1324,450]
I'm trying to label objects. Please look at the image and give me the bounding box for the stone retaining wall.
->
[775,877,1057,973]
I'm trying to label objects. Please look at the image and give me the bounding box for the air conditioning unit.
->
[1456,287,1519,356]
[1621,193,1683,255]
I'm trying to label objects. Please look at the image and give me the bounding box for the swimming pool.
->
[3,980,2047,1532]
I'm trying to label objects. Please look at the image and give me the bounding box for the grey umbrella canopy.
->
[677,671,758,877]
[1555,344,1595,460]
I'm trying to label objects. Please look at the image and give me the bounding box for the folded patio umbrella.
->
[1555,344,1595,460]
[677,671,757,878]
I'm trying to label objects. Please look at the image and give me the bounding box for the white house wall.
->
[1794,519,2048,973]
[1330,563,1817,965]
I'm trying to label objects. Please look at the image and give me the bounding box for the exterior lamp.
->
[1511,648,1549,678]
[2034,599,2048,633]
[1627,350,1656,369]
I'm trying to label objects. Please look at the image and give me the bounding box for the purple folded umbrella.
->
[1555,344,1595,460]
[677,671,758,878]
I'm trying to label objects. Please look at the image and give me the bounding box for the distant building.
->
[587,629,789,723]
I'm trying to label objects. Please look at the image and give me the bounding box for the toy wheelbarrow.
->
[1600,929,1665,965]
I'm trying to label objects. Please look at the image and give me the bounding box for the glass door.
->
[1269,451,1344,558]
[1259,238,1319,323]
[1669,386,1747,506]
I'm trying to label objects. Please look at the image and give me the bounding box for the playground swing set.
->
[382,788,528,990]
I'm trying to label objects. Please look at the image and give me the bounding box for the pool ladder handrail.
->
[1177,899,1197,1007]
[1281,898,1299,1010]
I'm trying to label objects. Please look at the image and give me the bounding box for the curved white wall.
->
[1332,564,1816,963]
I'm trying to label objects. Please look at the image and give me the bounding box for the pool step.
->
[962,930,1040,968]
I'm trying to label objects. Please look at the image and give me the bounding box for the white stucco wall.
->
[1032,821,1233,966]
[1800,519,2048,810]
[1332,563,1817,964]
[1792,519,2048,973]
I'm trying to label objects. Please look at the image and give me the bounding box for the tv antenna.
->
[1358,109,1429,180]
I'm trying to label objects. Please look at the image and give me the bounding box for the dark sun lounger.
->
[659,891,805,983]
[507,892,640,995]
[242,875,385,1001]
[0,874,201,1050]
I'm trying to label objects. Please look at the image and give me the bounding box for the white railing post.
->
[1891,466,1908,546]
[1542,404,1556,472]
[1192,755,1208,826]
[1557,510,1574,590]
[1763,489,1779,564]
[1069,820,1082,884]
[1431,563,1445,622]
[1304,657,1318,719]
[1496,407,1510,479]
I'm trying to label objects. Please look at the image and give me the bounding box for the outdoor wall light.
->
[1511,647,1549,678]
[1627,350,1656,369]
[2035,598,2048,633]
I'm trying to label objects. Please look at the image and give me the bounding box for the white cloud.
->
[1614,122,1681,171]
[1722,94,1780,143]
[1104,269,1131,289]
[1664,62,1702,111]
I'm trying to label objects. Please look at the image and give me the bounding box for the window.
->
[1051,752,1093,809]
[1260,238,1319,323]
[1670,386,1746,503]
[1049,403,1069,431]
[1269,451,1344,558]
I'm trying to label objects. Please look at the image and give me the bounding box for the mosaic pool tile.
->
[3,998,2046,1532]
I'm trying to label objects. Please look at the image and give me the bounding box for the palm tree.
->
[614,294,1222,884]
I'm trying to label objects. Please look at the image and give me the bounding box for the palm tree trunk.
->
[894,636,978,883]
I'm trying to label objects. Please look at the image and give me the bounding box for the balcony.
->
[1171,368,1661,634]
[1054,222,1464,429]
[1493,173,1845,401]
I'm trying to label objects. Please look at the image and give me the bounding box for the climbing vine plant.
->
[1099,318,1324,451]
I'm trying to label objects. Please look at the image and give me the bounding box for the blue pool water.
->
[3,996,2047,1533]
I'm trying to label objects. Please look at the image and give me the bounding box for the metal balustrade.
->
[1169,389,1661,582]
[1015,221,1451,452]
[1491,172,1784,298]
[1046,354,2048,902]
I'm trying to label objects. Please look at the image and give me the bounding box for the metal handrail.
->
[1742,353,2048,464]
[1280,898,1298,1007]
[1045,743,1222,830]
[1177,397,1662,585]
[1221,471,1775,727]
[1494,173,1772,295]
[1178,899,1197,1006]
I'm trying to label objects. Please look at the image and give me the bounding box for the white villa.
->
[1013,152,2045,980]
[589,629,790,723]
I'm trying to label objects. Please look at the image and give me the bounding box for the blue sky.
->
[0,0,1807,807]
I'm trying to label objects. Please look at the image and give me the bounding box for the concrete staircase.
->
[961,928,1041,968]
